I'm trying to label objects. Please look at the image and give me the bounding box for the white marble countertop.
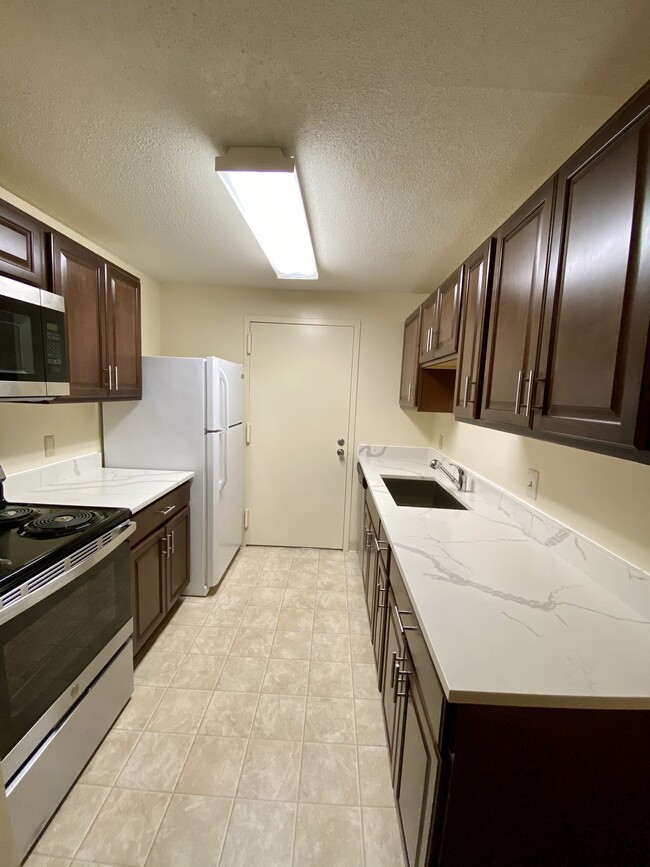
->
[5,453,194,514]
[358,445,650,709]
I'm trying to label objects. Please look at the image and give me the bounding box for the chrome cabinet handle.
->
[115,365,119,391]
[376,582,386,609]
[364,528,372,550]
[171,530,175,554]
[373,536,389,553]
[525,369,534,418]
[395,606,417,634]
[407,383,412,402]
[390,651,397,688]
[169,531,175,555]
[396,668,411,699]
[107,365,113,391]
[463,375,471,408]
[156,505,176,515]
[392,653,409,703]
[514,369,523,415]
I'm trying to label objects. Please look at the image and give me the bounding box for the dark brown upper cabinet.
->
[419,267,464,366]
[534,90,650,450]
[400,308,456,412]
[106,263,142,399]
[454,238,495,419]
[0,198,47,287]
[50,233,142,401]
[50,233,108,399]
[419,292,437,365]
[400,308,422,408]
[479,178,555,428]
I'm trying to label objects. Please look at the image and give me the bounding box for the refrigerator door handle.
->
[218,366,230,432]
[219,428,228,492]
[218,367,229,492]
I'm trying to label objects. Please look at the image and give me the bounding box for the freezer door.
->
[206,425,244,587]
[206,357,244,431]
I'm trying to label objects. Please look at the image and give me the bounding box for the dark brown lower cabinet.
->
[394,648,441,867]
[130,483,191,655]
[372,553,388,688]
[382,587,405,767]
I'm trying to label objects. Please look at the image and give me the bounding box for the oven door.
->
[0,278,47,398]
[0,524,135,782]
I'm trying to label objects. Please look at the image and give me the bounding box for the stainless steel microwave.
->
[0,276,69,399]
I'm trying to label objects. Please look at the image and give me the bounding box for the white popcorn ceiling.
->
[0,0,648,292]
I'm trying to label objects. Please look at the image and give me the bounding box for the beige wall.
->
[161,284,432,449]
[430,414,650,573]
[0,186,161,475]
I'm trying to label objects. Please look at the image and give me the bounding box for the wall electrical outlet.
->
[438,434,444,450]
[44,435,56,457]
[526,468,540,500]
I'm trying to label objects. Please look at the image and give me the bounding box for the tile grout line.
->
[216,545,271,867]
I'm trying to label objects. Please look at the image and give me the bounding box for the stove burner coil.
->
[21,510,98,537]
[0,506,36,527]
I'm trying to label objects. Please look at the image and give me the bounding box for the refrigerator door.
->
[206,425,244,587]
[206,358,244,431]
[102,355,208,595]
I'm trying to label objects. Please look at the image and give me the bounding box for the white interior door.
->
[247,320,356,548]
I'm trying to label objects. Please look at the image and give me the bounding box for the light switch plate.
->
[526,469,539,500]
[44,435,55,457]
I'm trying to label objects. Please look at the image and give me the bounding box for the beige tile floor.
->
[26,547,405,867]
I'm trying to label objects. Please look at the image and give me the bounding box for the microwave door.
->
[0,279,46,398]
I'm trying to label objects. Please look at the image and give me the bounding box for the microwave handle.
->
[0,521,136,626]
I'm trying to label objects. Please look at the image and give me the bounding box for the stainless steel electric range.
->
[0,465,135,862]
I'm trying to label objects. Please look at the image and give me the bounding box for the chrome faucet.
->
[430,459,466,492]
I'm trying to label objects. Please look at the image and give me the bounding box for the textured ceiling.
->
[1,1,649,292]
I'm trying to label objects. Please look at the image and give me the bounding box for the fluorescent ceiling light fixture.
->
[215,147,318,280]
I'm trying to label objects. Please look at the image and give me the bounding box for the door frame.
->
[244,315,361,551]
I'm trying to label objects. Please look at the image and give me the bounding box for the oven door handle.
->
[0,521,136,626]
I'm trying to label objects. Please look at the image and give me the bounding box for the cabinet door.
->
[454,239,495,419]
[167,506,190,607]
[419,292,438,365]
[365,519,378,633]
[382,588,405,774]
[433,266,463,360]
[535,100,650,448]
[361,505,372,593]
[0,199,46,287]
[50,233,108,398]
[400,309,421,407]
[480,178,555,428]
[131,528,167,654]
[373,553,388,688]
[106,263,141,399]
[394,650,441,867]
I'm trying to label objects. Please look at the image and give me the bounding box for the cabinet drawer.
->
[367,491,390,572]
[131,482,191,547]
[389,556,447,747]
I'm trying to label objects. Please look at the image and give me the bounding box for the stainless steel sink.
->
[381,476,468,510]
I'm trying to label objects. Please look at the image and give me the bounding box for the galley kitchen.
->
[1,3,649,866]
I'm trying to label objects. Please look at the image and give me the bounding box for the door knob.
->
[337,448,345,457]
[337,438,345,446]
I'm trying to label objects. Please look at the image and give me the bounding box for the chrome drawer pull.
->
[171,530,175,554]
[156,505,176,515]
[514,369,523,415]
[395,606,417,634]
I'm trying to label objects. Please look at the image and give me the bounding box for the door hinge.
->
[245,423,252,444]
[246,332,253,355]
[244,508,250,530]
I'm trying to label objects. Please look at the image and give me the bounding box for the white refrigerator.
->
[103,355,244,596]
